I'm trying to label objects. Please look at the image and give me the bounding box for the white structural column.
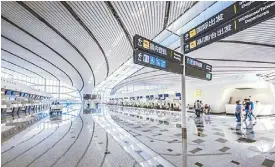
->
[58,81,61,99]
[181,34,187,167]
[44,79,46,92]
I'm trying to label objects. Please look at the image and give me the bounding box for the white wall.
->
[185,74,275,113]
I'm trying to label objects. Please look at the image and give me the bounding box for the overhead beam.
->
[105,1,133,48]
[2,49,59,81]
[2,35,73,86]
[17,1,96,87]
[1,66,32,77]
[1,16,84,91]
[2,59,45,79]
[61,1,110,78]
[218,40,275,48]
[163,1,171,29]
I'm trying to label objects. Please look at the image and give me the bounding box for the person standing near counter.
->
[235,101,242,122]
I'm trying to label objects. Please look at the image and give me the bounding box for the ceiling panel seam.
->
[1,16,84,91]
[218,40,275,48]
[17,1,95,88]
[1,49,59,81]
[1,66,31,77]
[61,1,110,78]
[1,34,72,85]
[163,1,171,29]
[1,59,45,80]
[197,58,275,65]
[105,1,133,48]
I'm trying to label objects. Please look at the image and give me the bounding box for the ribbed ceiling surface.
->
[2,1,275,95]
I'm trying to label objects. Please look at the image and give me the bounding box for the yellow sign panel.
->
[190,41,197,49]
[143,40,150,49]
[194,90,202,97]
[189,29,197,38]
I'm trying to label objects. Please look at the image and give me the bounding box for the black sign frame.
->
[133,49,183,74]
[185,56,212,72]
[133,34,183,64]
[184,1,275,53]
[183,1,265,43]
[185,66,212,81]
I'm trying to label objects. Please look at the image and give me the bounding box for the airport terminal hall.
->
[1,1,275,167]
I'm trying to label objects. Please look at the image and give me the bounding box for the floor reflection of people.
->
[235,121,256,141]
[244,121,256,140]
[204,114,211,124]
[194,117,204,136]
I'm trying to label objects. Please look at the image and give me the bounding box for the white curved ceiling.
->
[2,1,275,95]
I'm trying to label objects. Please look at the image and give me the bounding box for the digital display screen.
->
[164,94,168,97]
[20,92,25,97]
[83,94,92,100]
[158,94,163,97]
[175,93,181,97]
[11,91,17,96]
[146,95,149,98]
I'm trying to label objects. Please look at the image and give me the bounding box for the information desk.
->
[225,104,275,116]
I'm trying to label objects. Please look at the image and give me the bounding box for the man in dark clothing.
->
[244,99,252,121]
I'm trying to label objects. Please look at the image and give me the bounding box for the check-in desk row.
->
[108,105,182,128]
[1,103,51,121]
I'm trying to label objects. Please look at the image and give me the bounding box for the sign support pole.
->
[180,35,187,167]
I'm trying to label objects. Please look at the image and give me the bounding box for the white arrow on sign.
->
[138,53,142,61]
[138,38,142,46]
[173,52,182,62]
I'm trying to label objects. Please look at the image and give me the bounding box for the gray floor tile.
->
[192,139,205,144]
[189,148,202,154]
[219,146,230,152]
[262,159,275,167]
[215,138,228,143]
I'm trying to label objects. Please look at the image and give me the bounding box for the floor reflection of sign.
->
[143,54,149,63]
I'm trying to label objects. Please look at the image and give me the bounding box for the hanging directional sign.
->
[133,49,183,74]
[183,1,264,43]
[185,56,212,72]
[184,1,275,53]
[133,34,183,64]
[185,66,212,81]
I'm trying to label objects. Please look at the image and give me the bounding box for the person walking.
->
[243,99,252,121]
[194,100,201,117]
[235,101,242,122]
[248,98,257,120]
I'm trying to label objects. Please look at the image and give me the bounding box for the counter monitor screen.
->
[5,90,12,95]
[175,93,181,97]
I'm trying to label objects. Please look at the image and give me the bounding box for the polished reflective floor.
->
[1,105,275,167]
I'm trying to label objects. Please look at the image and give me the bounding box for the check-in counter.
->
[225,104,275,116]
